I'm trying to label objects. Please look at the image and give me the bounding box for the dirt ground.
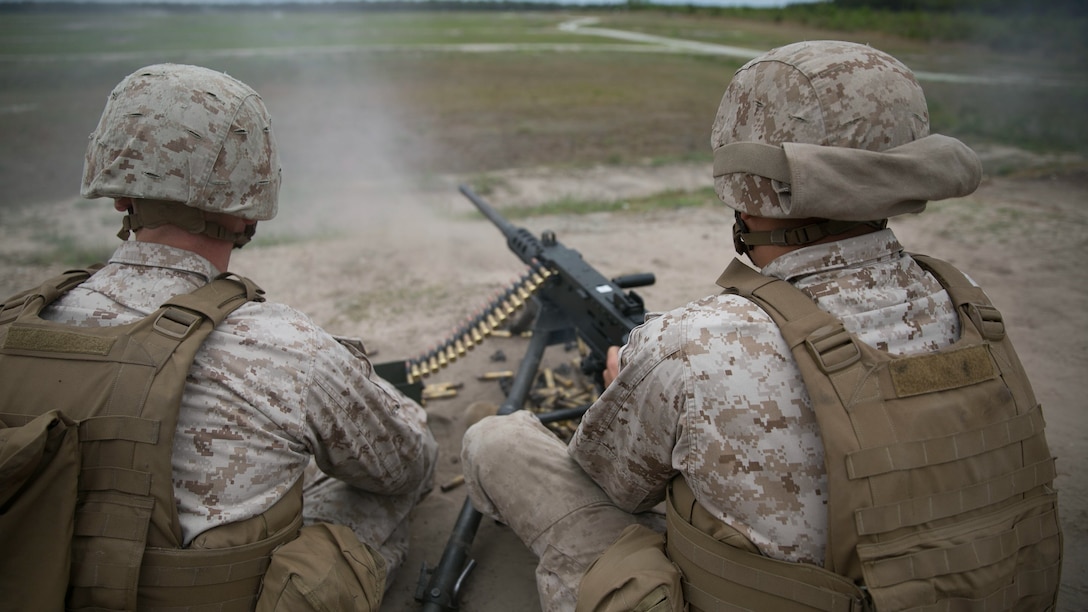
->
[1,159,1084,610]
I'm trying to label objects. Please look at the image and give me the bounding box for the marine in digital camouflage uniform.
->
[41,64,437,591]
[462,41,996,611]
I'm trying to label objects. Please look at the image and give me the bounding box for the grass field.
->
[1,5,1084,216]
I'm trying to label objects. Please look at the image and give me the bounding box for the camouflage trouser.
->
[301,460,426,591]
[462,410,666,612]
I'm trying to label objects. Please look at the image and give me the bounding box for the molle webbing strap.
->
[861,495,1060,589]
[909,563,1063,612]
[845,405,1047,480]
[0,266,100,325]
[854,458,1057,535]
[665,478,867,612]
[79,415,161,444]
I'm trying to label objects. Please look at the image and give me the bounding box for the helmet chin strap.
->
[118,200,256,248]
[733,211,886,259]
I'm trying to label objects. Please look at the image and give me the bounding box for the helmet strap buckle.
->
[734,215,888,260]
[118,200,256,248]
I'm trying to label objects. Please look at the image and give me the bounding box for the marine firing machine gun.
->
[414,185,655,612]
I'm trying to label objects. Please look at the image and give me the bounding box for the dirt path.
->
[558,17,1064,86]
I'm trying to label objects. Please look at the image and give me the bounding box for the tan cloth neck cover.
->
[713,134,983,221]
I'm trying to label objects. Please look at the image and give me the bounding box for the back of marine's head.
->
[82,63,281,246]
[711,40,981,254]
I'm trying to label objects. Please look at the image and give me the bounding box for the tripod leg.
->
[417,300,568,611]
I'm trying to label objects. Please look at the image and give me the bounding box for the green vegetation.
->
[0,9,616,56]
[924,79,1087,158]
[620,0,1086,59]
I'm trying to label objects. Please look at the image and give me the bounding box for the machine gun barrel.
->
[459,184,544,265]
[459,184,654,369]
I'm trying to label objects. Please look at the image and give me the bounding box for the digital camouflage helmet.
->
[82,63,281,247]
[711,41,982,255]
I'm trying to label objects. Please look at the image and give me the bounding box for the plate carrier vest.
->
[664,255,1063,611]
[0,267,303,611]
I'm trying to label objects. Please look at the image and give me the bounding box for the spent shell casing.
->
[422,388,458,400]
[552,372,575,388]
[440,475,465,492]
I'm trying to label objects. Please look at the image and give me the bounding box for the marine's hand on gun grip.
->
[603,346,621,389]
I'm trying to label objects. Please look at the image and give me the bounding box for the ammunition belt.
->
[406,263,551,382]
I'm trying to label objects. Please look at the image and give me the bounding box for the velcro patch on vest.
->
[889,345,994,397]
[2,327,115,356]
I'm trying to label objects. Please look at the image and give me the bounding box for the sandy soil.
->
[1,161,1084,610]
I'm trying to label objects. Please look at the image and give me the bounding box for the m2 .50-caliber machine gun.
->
[414,185,655,611]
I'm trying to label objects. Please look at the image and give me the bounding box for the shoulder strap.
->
[147,273,265,344]
[0,265,102,325]
[716,258,870,575]
[911,254,1005,341]
[909,254,1043,427]
[163,273,265,326]
[716,258,859,375]
[129,274,267,547]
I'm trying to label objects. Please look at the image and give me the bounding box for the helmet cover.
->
[712,40,930,218]
[82,63,280,221]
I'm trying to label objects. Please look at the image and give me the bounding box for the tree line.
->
[829,0,1084,17]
